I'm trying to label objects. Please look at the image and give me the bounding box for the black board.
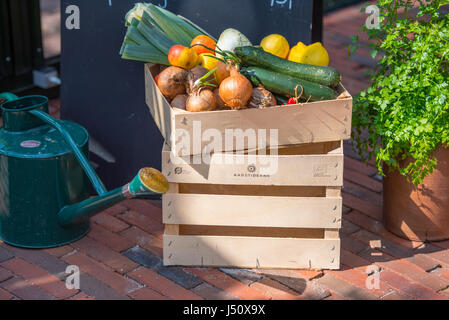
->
[61,0,322,189]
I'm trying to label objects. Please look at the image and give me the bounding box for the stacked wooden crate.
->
[145,64,353,270]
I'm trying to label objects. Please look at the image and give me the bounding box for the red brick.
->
[341,248,378,273]
[69,292,96,300]
[128,287,169,300]
[345,210,423,249]
[44,246,74,258]
[0,277,56,300]
[380,259,449,292]
[324,290,347,300]
[128,267,203,300]
[0,287,14,300]
[121,199,163,222]
[343,180,382,206]
[349,228,439,273]
[292,269,324,281]
[119,210,163,238]
[101,204,128,216]
[70,236,139,274]
[379,269,447,300]
[191,283,238,300]
[344,168,383,193]
[1,258,75,299]
[249,277,303,300]
[0,266,12,282]
[430,267,449,282]
[431,240,449,250]
[254,269,330,299]
[120,226,163,257]
[341,235,369,254]
[88,223,134,252]
[329,267,390,298]
[341,219,360,235]
[422,248,449,267]
[342,192,382,221]
[316,273,378,300]
[91,211,130,233]
[381,290,414,300]
[63,251,139,295]
[188,268,269,300]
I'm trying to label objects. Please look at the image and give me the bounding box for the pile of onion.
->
[185,67,218,112]
[219,64,253,109]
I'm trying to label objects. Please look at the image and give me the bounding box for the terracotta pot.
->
[383,145,449,241]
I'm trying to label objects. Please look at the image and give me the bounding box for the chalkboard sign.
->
[61,0,322,189]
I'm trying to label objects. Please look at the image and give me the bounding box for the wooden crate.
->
[161,141,343,270]
[146,64,353,156]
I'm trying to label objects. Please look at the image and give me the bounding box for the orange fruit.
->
[190,35,216,56]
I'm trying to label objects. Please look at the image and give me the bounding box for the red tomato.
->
[287,97,297,105]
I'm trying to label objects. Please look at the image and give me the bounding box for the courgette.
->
[235,46,341,87]
[274,94,289,105]
[241,67,337,102]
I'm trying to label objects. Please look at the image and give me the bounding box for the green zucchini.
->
[274,94,289,105]
[241,67,337,102]
[235,46,341,87]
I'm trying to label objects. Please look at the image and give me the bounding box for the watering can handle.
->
[29,109,108,195]
[0,92,19,102]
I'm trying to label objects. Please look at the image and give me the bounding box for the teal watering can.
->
[0,93,169,248]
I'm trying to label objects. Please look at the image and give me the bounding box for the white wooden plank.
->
[162,145,343,186]
[163,235,340,269]
[163,193,342,229]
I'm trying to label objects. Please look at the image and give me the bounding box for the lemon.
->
[288,42,329,66]
[260,34,290,59]
[287,42,307,62]
[197,53,218,71]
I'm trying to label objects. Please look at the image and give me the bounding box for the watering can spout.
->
[58,168,169,226]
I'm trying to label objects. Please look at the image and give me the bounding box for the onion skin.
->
[215,61,230,85]
[157,66,188,100]
[249,87,277,108]
[214,88,226,109]
[186,89,217,112]
[188,66,217,91]
[219,70,253,109]
[171,94,188,111]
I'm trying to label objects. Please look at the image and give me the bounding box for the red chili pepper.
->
[154,74,160,84]
[287,97,296,105]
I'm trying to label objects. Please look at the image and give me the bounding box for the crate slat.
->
[164,235,340,269]
[162,143,344,187]
[163,193,342,229]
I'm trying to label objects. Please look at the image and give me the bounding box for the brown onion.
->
[213,88,226,109]
[219,68,253,109]
[186,89,217,112]
[171,94,188,111]
[249,87,277,108]
[157,66,187,100]
[188,66,217,91]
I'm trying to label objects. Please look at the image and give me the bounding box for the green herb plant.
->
[350,0,449,185]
